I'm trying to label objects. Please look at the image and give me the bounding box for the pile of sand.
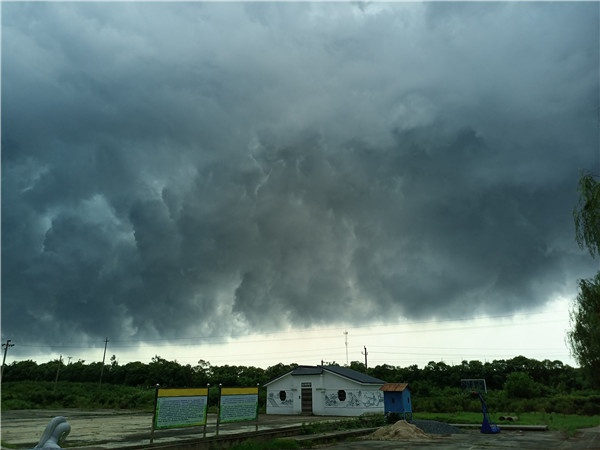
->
[369,420,430,441]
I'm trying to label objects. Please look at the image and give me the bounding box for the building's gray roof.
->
[265,365,386,386]
[291,366,323,376]
[323,365,386,385]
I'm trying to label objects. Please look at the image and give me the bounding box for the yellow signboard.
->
[157,388,208,397]
[221,387,258,396]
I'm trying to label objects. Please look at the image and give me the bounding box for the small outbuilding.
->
[380,382,412,420]
[265,365,386,417]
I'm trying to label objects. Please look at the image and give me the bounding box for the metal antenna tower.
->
[344,330,349,365]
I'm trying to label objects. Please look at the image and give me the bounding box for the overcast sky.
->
[2,1,599,367]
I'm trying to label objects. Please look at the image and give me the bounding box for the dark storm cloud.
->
[2,2,598,355]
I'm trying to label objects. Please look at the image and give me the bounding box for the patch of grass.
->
[414,411,483,424]
[359,412,387,427]
[527,412,600,436]
[300,414,385,435]
[1,381,156,411]
[413,411,600,435]
[62,441,101,448]
[227,438,300,450]
[1,398,35,410]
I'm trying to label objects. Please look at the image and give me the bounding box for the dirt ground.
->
[1,409,599,450]
[0,409,341,449]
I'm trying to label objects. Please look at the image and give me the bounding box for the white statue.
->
[33,416,71,449]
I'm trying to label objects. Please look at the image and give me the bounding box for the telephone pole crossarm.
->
[1,340,15,382]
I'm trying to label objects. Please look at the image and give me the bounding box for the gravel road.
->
[410,420,462,435]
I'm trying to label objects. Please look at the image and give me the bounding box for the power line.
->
[12,315,568,350]
[106,309,567,344]
[369,344,567,351]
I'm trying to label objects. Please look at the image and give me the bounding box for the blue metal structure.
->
[472,391,500,434]
[380,383,412,420]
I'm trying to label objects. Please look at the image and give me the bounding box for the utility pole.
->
[54,355,63,392]
[344,331,349,366]
[1,339,14,382]
[99,337,108,386]
[361,346,368,372]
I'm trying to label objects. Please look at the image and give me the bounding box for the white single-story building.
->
[264,365,386,416]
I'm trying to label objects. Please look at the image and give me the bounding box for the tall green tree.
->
[574,173,600,257]
[570,172,600,387]
[568,273,600,387]
[504,372,542,399]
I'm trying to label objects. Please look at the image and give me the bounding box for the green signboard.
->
[219,387,259,424]
[154,388,208,430]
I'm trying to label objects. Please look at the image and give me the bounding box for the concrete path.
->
[319,426,600,449]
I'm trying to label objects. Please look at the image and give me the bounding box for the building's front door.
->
[301,383,312,414]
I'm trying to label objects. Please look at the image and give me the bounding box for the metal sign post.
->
[150,385,159,444]
[215,384,222,436]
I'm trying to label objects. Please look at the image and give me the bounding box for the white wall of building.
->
[265,376,295,414]
[266,371,384,416]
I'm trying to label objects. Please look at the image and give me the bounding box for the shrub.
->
[385,412,402,423]
[504,372,542,399]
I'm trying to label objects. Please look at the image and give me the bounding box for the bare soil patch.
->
[368,420,429,441]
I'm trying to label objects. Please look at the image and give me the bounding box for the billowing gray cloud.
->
[2,2,598,357]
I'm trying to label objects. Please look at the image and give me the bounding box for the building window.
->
[279,391,287,401]
[337,390,346,401]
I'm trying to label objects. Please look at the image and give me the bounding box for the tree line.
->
[4,355,600,415]
[2,354,591,395]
